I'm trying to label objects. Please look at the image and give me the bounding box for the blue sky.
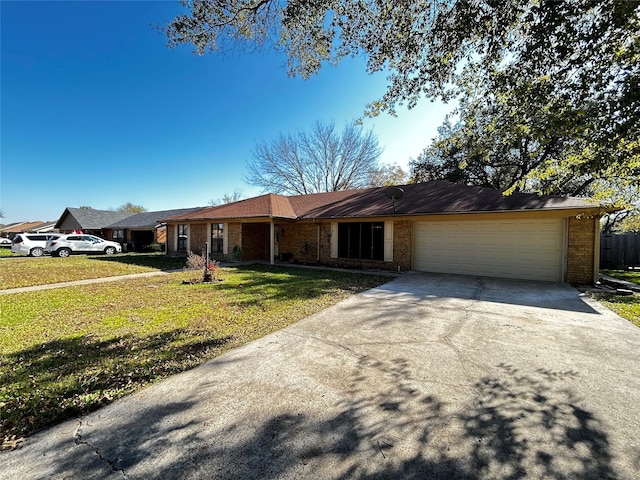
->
[1,1,453,225]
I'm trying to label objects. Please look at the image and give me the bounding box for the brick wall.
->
[279,223,318,263]
[156,226,166,244]
[567,216,596,284]
[393,221,412,271]
[189,224,208,255]
[227,223,242,259]
[242,223,269,260]
[166,224,176,254]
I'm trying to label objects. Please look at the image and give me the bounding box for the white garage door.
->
[414,219,565,282]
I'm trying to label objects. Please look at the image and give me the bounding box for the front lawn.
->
[601,269,640,285]
[590,292,640,329]
[595,270,640,328]
[0,265,389,446]
[0,253,186,289]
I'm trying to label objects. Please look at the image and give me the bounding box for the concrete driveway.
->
[2,272,639,479]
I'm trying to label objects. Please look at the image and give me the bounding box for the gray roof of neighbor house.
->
[164,181,609,222]
[55,208,136,230]
[107,208,203,229]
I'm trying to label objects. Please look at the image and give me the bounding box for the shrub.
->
[186,250,207,270]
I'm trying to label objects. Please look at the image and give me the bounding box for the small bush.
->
[147,243,165,252]
[186,250,207,270]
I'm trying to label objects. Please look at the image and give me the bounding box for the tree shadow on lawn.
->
[35,359,619,479]
[0,330,232,440]
[213,264,389,302]
[92,253,186,270]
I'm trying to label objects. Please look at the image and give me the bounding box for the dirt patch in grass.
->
[0,264,389,444]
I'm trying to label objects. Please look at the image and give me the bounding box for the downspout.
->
[270,220,275,265]
[594,217,601,284]
[316,223,320,262]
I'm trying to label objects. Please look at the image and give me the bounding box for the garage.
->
[414,218,565,282]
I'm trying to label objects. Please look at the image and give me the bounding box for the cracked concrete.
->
[74,419,128,478]
[2,272,640,479]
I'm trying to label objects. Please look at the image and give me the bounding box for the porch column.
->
[270,220,275,265]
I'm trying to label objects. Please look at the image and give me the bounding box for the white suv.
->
[45,234,122,257]
[11,233,61,257]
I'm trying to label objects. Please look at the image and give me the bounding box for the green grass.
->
[0,248,16,258]
[595,270,640,328]
[0,253,186,289]
[0,264,389,444]
[590,292,640,329]
[601,269,640,285]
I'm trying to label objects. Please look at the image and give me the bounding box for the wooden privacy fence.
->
[600,233,640,269]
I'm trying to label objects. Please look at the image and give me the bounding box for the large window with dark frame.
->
[337,222,384,261]
[177,224,188,251]
[211,223,224,254]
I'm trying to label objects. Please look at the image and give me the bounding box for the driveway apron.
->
[2,272,639,479]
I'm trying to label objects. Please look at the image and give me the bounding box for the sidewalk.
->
[0,270,179,295]
[598,273,640,293]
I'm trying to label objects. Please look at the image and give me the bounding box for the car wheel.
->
[57,248,72,258]
[104,246,116,255]
[30,247,44,257]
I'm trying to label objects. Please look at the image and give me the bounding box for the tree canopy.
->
[209,190,246,205]
[245,120,382,194]
[166,0,639,194]
[116,203,148,213]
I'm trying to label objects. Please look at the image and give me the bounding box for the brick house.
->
[163,181,613,284]
[54,207,202,251]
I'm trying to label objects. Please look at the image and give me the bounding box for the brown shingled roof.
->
[166,194,297,221]
[301,181,603,218]
[164,181,605,222]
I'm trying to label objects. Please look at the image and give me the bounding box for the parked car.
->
[0,237,12,246]
[45,234,122,257]
[11,233,61,257]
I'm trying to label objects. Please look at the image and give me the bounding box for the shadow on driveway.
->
[2,272,638,479]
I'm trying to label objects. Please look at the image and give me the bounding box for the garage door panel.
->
[414,219,564,282]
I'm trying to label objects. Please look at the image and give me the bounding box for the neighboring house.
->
[164,181,614,284]
[105,207,202,251]
[55,208,135,237]
[0,221,57,238]
[54,207,204,251]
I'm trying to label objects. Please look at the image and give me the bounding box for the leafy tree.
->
[244,121,382,194]
[79,206,92,209]
[209,190,246,206]
[368,163,410,187]
[165,0,639,189]
[0,210,4,218]
[116,203,147,213]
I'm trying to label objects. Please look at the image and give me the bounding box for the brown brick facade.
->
[227,222,242,259]
[278,223,318,263]
[393,221,412,271]
[166,224,176,254]
[566,216,597,284]
[242,223,270,260]
[189,224,208,255]
[165,215,599,283]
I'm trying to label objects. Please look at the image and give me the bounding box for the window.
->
[112,229,124,242]
[211,223,224,254]
[337,222,384,261]
[177,224,188,251]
